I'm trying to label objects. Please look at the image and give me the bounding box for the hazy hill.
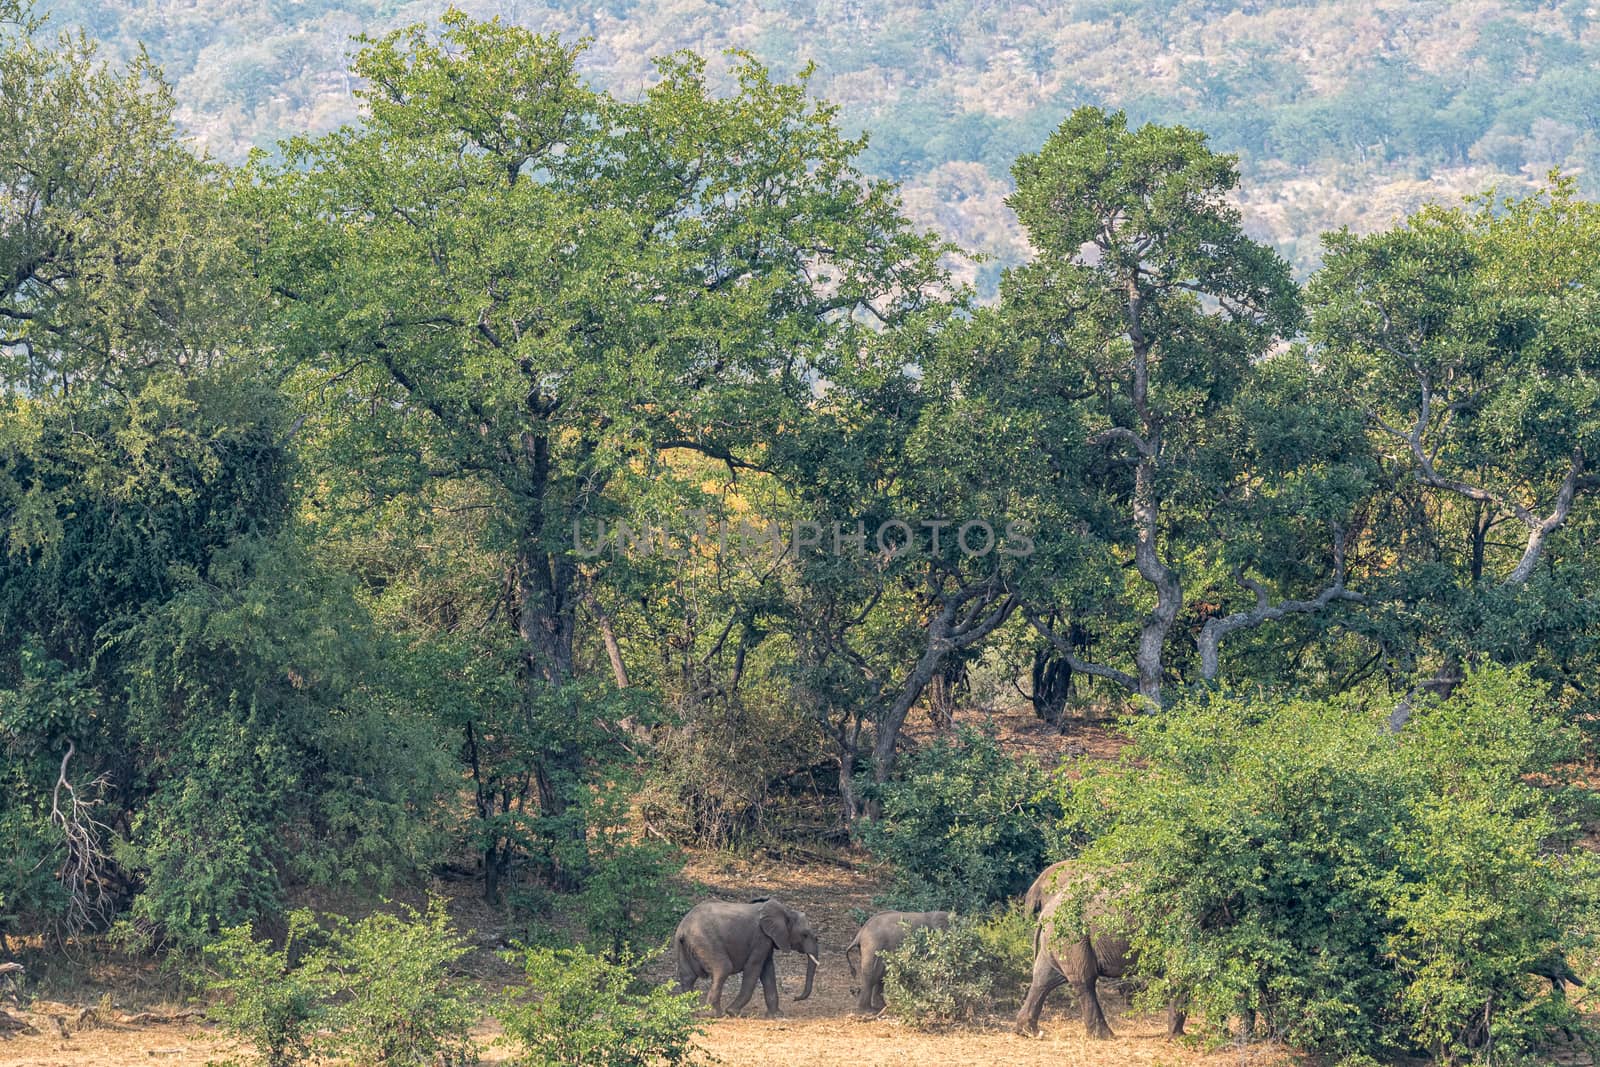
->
[40,0,1600,286]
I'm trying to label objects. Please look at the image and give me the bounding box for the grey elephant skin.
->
[844,910,951,1013]
[674,898,820,1017]
[1014,862,1185,1040]
[1022,859,1073,916]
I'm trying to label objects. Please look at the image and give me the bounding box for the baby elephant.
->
[674,898,820,1017]
[845,910,951,1013]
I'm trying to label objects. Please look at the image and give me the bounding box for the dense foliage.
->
[858,728,1059,910]
[1058,667,1599,1062]
[878,909,1035,1027]
[202,896,476,1067]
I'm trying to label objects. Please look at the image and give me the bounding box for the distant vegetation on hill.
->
[35,0,1600,285]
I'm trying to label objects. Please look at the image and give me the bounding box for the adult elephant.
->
[1014,863,1185,1040]
[845,910,950,1013]
[674,898,820,1017]
[1022,859,1073,916]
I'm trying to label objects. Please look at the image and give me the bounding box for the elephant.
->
[844,910,951,1013]
[1022,859,1073,916]
[1014,863,1185,1041]
[673,898,819,1017]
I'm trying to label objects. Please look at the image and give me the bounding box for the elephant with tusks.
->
[673,897,819,1017]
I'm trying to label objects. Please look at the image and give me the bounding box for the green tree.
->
[1000,108,1337,707]
[1312,178,1600,717]
[250,13,947,878]
[1,1,448,948]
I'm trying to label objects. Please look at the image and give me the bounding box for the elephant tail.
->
[673,929,691,967]
[845,936,861,978]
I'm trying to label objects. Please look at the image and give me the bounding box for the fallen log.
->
[0,1008,36,1035]
[117,1008,202,1026]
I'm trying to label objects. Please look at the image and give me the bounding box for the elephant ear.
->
[758,899,791,946]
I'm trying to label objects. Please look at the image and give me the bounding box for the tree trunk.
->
[1130,451,1180,706]
[870,642,945,788]
[867,588,1015,810]
[588,594,630,688]
[832,713,865,822]
[1125,284,1179,708]
[1030,648,1074,727]
[513,439,586,888]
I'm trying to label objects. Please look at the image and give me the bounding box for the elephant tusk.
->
[807,954,820,966]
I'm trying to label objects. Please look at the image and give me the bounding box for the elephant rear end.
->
[849,910,951,1014]
[673,915,704,992]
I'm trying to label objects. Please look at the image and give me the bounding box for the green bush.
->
[879,910,1034,1027]
[858,725,1060,910]
[1059,665,1599,1063]
[200,910,326,1067]
[200,895,475,1067]
[495,945,705,1067]
[507,777,690,959]
[564,784,689,958]
[316,897,477,1067]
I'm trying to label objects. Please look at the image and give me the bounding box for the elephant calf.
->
[1014,862,1185,1041]
[845,910,950,1013]
[674,898,820,1017]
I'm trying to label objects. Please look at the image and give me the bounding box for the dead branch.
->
[49,742,116,936]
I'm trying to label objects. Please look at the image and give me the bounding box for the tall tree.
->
[998,108,1349,706]
[1,2,443,948]
[250,14,947,875]
[1312,178,1600,715]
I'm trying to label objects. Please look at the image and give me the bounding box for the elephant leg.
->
[868,957,888,1012]
[705,969,730,1016]
[855,951,879,1012]
[675,946,699,995]
[759,953,781,1017]
[725,949,766,1016]
[1073,972,1115,1040]
[1014,948,1066,1036]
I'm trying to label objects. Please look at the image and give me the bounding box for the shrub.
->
[200,894,475,1067]
[857,725,1060,910]
[508,777,690,959]
[316,897,477,1067]
[970,903,1037,1003]
[639,688,821,849]
[879,910,1033,1027]
[200,910,325,1067]
[1059,666,1599,1063]
[564,784,689,958]
[495,945,705,1067]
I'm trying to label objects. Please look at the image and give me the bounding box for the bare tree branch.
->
[1023,608,1140,693]
[47,742,115,937]
[1196,527,1366,681]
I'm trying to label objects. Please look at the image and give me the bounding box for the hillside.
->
[35,0,1599,286]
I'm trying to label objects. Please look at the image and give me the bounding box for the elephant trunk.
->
[797,952,817,1000]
